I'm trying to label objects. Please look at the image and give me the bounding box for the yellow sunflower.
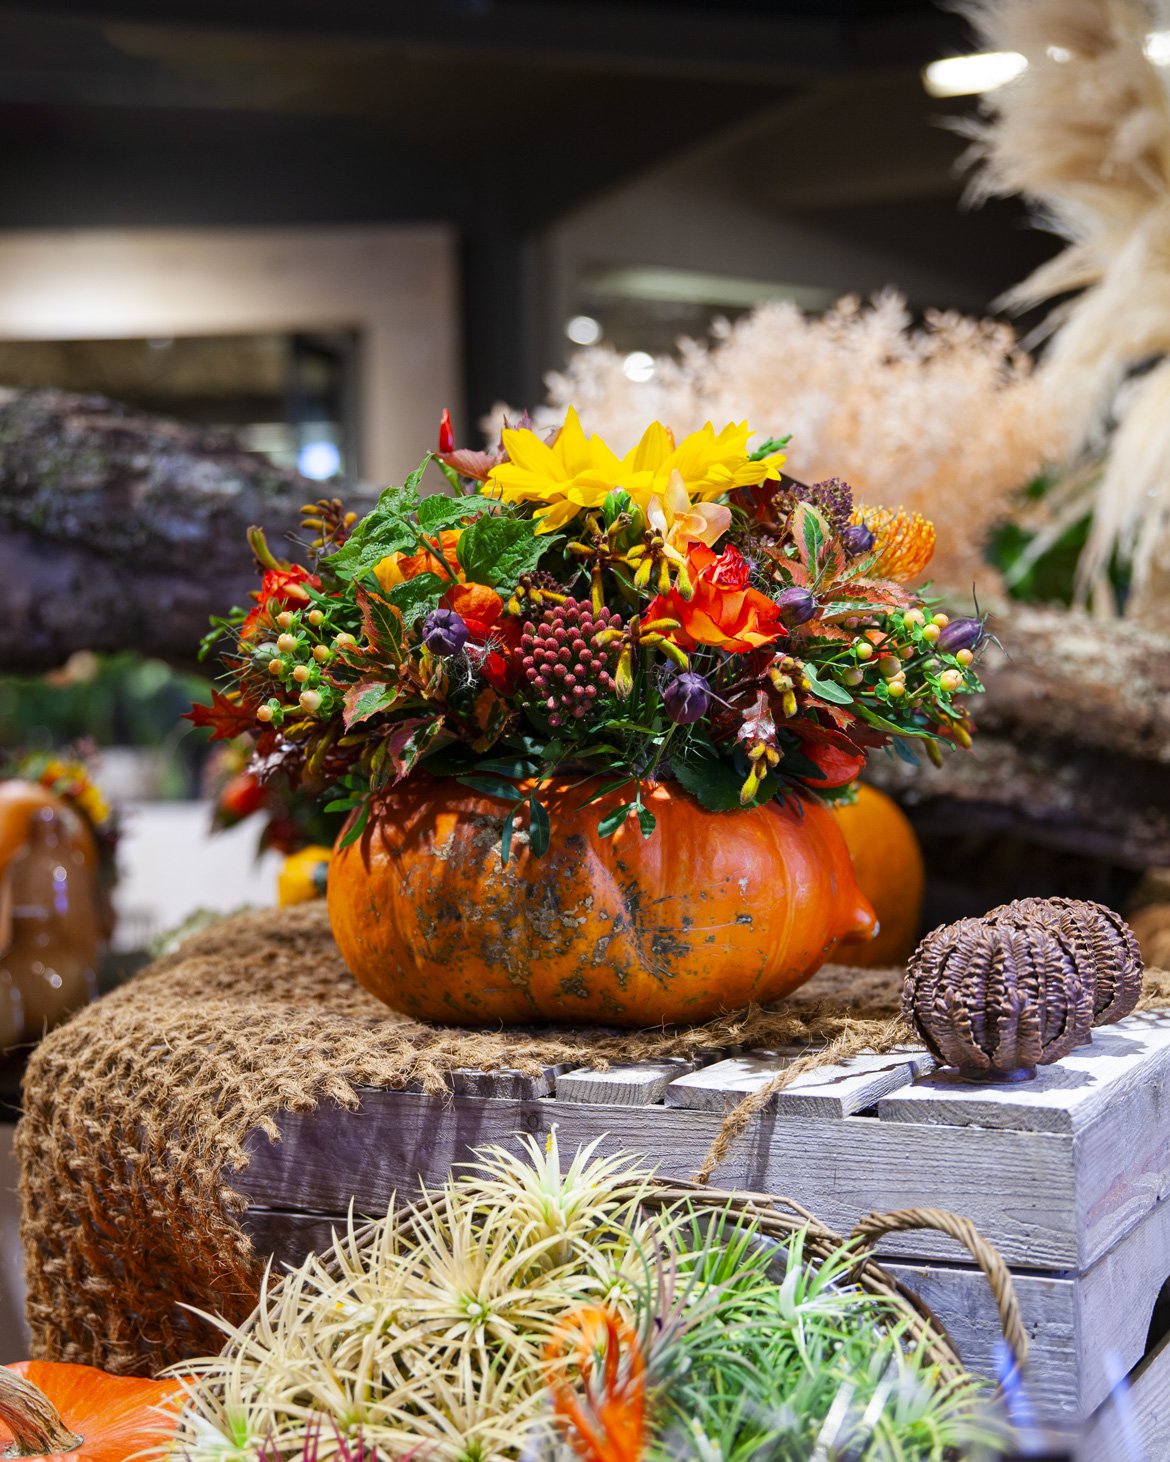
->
[484,407,786,534]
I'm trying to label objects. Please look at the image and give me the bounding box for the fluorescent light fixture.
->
[585,266,834,312]
[622,351,656,384]
[922,50,1027,98]
[565,314,601,345]
[1145,29,1170,65]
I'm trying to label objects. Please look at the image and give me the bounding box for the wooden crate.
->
[238,1009,1170,1447]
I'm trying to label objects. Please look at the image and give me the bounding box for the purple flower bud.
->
[422,607,469,656]
[775,586,817,627]
[840,522,876,557]
[664,671,712,725]
[937,617,986,655]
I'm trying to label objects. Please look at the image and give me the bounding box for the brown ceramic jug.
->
[0,781,102,1052]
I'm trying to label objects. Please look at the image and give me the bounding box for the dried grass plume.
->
[492,293,1057,599]
[963,0,1170,614]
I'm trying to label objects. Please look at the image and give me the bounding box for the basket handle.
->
[849,1206,1029,1372]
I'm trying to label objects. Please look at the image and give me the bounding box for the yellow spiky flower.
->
[853,504,936,583]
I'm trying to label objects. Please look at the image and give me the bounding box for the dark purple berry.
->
[422,607,469,656]
[841,522,876,557]
[937,617,986,654]
[664,671,712,724]
[776,586,817,627]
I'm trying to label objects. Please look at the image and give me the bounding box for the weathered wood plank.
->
[1075,1329,1170,1459]
[1074,1173,1170,1420]
[664,1054,795,1111]
[878,1013,1170,1136]
[238,1092,1078,1268]
[665,1050,934,1118]
[555,1060,695,1106]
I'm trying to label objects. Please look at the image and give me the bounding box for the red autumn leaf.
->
[786,722,867,787]
[184,689,258,741]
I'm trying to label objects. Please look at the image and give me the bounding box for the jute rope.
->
[15,902,1169,1376]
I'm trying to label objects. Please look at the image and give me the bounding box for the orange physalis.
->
[545,1305,646,1462]
[852,505,936,583]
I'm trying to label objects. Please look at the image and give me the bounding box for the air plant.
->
[170,1136,1007,1461]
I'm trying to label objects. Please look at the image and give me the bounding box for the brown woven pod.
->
[903,916,1094,1080]
[987,896,1144,1026]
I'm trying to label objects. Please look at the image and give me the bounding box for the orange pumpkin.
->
[0,1361,182,1461]
[831,784,925,968]
[328,776,875,1027]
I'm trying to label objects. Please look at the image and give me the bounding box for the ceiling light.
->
[622,351,656,384]
[1145,30,1170,65]
[298,440,341,481]
[565,314,601,346]
[922,50,1028,98]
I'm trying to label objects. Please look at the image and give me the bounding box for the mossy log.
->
[867,605,1170,868]
[0,388,325,672]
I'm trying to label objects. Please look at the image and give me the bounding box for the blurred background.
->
[0,0,1067,956]
[4,0,1170,1358]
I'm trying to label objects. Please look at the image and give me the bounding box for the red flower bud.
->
[438,408,455,455]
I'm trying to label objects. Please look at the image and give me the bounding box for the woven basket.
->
[227,1176,1027,1405]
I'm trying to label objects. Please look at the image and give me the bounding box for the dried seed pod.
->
[904,916,1094,1080]
[986,897,1143,1026]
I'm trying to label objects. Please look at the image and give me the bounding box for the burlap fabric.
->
[16,903,1169,1377]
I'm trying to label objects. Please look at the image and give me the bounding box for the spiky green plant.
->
[170,1135,1008,1462]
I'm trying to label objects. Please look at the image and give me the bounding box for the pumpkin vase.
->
[328,776,876,1028]
[831,784,925,969]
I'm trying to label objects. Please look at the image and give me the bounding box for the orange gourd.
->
[0,782,102,1050]
[328,776,875,1027]
[831,784,925,968]
[0,1361,182,1461]
[277,844,333,906]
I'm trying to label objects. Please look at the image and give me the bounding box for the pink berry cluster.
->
[520,599,622,728]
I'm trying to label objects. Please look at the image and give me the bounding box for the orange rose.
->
[646,543,786,653]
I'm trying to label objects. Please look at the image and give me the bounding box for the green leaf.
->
[793,500,830,577]
[670,752,745,812]
[576,777,635,810]
[416,493,493,533]
[528,795,551,857]
[342,679,398,728]
[326,488,420,581]
[457,774,525,801]
[500,806,517,866]
[855,703,937,739]
[456,514,550,591]
[749,434,791,460]
[384,571,447,626]
[355,586,407,662]
[637,804,657,838]
[597,802,634,838]
[802,665,854,706]
[475,755,540,779]
[337,802,369,850]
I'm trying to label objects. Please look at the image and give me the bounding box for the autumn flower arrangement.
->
[192,408,986,854]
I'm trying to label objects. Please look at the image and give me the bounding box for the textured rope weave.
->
[16,902,1169,1375]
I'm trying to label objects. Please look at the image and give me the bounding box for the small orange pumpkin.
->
[0,1361,182,1461]
[831,784,925,968]
[328,776,875,1027]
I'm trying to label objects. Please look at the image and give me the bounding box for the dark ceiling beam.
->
[0,1,960,84]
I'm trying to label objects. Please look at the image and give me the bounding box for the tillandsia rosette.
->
[190,407,988,853]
